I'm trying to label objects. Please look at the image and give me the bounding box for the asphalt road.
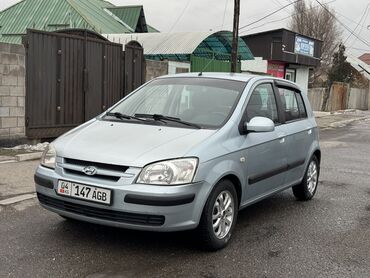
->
[1,118,370,278]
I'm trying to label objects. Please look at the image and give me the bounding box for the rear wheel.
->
[292,156,320,201]
[197,179,238,251]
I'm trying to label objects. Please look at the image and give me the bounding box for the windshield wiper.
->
[134,113,202,129]
[105,112,147,122]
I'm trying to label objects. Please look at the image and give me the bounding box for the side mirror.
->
[244,117,275,133]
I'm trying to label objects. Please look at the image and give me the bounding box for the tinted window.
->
[246,83,279,123]
[278,88,300,122]
[295,92,307,118]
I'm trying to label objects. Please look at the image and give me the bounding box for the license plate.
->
[57,180,112,205]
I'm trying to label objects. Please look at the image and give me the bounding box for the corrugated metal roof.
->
[348,56,370,81]
[107,6,142,31]
[68,0,132,33]
[0,0,137,44]
[104,31,254,60]
[105,32,215,55]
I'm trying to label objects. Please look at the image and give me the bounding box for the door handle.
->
[277,132,286,144]
[307,129,312,135]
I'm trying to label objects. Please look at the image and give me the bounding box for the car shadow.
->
[53,191,301,253]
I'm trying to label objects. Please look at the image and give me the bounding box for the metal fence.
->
[190,55,241,73]
[23,29,144,139]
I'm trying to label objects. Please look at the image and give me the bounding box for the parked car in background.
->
[35,73,320,250]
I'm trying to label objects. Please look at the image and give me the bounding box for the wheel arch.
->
[313,149,321,165]
[215,174,242,207]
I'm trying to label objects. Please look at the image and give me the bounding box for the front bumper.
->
[35,165,211,232]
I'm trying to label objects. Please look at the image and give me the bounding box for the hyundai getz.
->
[35,73,320,250]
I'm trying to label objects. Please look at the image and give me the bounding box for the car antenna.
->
[198,52,217,77]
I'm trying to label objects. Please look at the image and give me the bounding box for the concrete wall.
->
[241,58,268,74]
[145,60,168,82]
[168,61,190,75]
[295,66,310,92]
[0,43,25,140]
[288,65,310,92]
[145,60,191,82]
[348,88,369,110]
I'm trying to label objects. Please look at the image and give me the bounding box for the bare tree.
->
[289,0,342,85]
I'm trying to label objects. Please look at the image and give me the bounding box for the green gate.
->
[190,55,241,73]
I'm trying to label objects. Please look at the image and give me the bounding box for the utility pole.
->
[231,0,240,73]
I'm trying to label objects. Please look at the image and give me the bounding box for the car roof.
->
[156,72,302,90]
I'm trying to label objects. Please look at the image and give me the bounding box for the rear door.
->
[240,81,288,200]
[275,83,314,186]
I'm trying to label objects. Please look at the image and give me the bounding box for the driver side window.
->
[246,83,279,123]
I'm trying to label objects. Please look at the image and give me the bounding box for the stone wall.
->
[0,43,25,140]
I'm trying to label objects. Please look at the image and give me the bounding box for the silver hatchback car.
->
[35,73,320,250]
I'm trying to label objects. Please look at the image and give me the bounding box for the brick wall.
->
[0,43,25,140]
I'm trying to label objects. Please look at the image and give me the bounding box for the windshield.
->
[108,77,246,129]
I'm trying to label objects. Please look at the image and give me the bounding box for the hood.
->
[54,120,216,167]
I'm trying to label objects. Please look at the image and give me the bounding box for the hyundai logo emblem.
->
[83,166,97,176]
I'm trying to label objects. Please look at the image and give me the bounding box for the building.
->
[242,28,322,91]
[359,53,370,65]
[0,0,158,44]
[105,31,254,73]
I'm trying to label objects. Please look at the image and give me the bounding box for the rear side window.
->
[278,87,307,122]
[295,92,307,118]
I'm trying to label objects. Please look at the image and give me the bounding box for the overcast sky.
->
[0,0,369,57]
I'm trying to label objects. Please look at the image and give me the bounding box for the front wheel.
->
[292,155,320,201]
[197,179,238,251]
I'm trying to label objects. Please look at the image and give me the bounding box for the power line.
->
[239,0,336,35]
[167,0,193,34]
[337,11,370,30]
[150,0,193,54]
[343,3,370,44]
[239,0,302,30]
[347,46,370,52]
[221,0,229,30]
[314,0,370,48]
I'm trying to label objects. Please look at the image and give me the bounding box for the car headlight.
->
[137,158,198,185]
[41,144,56,169]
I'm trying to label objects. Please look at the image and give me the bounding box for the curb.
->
[15,152,43,162]
[320,116,369,130]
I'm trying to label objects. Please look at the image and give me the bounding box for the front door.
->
[240,82,288,201]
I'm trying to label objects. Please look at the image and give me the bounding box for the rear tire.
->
[197,179,238,251]
[292,155,320,201]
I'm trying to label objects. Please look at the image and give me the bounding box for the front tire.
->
[292,155,320,201]
[197,179,238,251]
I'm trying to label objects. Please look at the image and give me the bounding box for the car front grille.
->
[37,193,165,226]
[64,158,128,173]
[61,158,129,183]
